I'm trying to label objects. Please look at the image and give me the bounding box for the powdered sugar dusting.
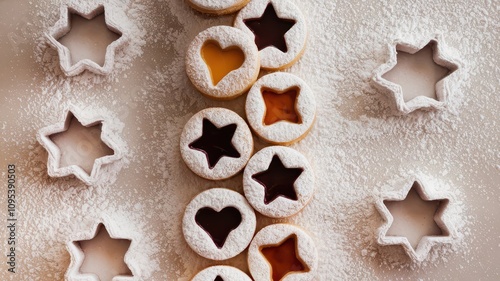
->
[0,0,498,280]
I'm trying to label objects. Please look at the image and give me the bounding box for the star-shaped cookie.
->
[37,105,122,185]
[65,222,135,281]
[375,178,456,262]
[46,4,128,76]
[372,36,460,114]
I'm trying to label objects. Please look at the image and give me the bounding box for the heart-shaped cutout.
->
[195,206,242,248]
[201,40,245,86]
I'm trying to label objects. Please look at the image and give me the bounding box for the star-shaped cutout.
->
[37,106,122,185]
[66,223,135,281]
[372,37,460,114]
[252,155,303,204]
[46,4,128,76]
[375,179,455,262]
[262,87,301,125]
[244,3,296,53]
[189,118,241,169]
[260,235,309,281]
[214,276,223,281]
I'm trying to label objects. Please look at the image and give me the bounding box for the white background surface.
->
[0,0,499,280]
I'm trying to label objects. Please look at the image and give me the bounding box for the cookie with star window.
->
[243,146,314,218]
[180,107,253,180]
[234,0,308,70]
[248,223,317,281]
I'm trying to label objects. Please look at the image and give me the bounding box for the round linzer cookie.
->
[243,146,314,218]
[248,223,317,281]
[245,72,316,145]
[180,107,254,180]
[192,265,252,281]
[186,25,260,100]
[187,0,250,15]
[183,188,257,260]
[234,0,307,70]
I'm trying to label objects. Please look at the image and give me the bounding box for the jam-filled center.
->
[260,235,309,281]
[189,118,241,169]
[243,3,296,53]
[201,40,245,85]
[262,87,301,125]
[214,276,224,281]
[195,207,242,248]
[252,155,303,205]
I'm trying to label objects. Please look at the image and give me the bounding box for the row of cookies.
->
[182,0,318,280]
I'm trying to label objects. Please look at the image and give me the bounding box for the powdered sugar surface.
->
[0,0,498,280]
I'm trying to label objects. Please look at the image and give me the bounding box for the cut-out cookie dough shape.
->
[234,0,307,70]
[37,106,123,185]
[243,146,315,218]
[372,37,460,114]
[191,265,252,281]
[246,72,316,145]
[186,26,260,100]
[187,0,250,15]
[46,4,128,76]
[66,222,136,281]
[248,223,317,281]
[180,107,253,180]
[375,179,456,262]
[183,188,256,260]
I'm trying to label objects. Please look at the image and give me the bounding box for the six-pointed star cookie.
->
[243,3,296,52]
[66,222,135,281]
[375,178,455,262]
[252,155,303,204]
[372,37,460,114]
[37,106,122,185]
[189,118,241,169]
[46,4,128,76]
[260,235,309,281]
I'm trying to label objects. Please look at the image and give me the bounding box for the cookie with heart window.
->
[182,188,256,260]
[186,25,260,100]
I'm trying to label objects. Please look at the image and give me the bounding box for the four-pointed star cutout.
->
[260,235,309,281]
[69,224,133,281]
[252,155,303,204]
[262,87,301,125]
[244,3,296,53]
[189,118,241,169]
[376,179,453,261]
